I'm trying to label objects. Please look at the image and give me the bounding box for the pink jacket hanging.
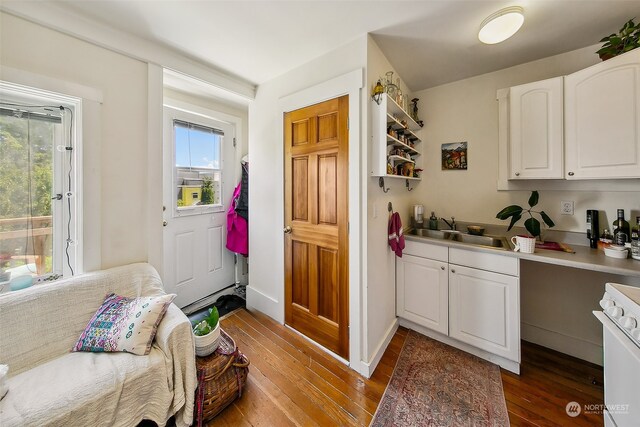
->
[388,212,405,257]
[226,182,248,256]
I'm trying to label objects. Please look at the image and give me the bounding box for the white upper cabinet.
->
[509,77,564,179]
[498,49,640,182]
[565,49,640,179]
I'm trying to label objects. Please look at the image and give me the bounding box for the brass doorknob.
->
[283,226,292,234]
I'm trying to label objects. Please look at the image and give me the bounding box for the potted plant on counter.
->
[496,191,555,253]
[193,306,220,357]
[597,18,640,61]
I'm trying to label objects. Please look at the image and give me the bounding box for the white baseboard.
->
[362,318,399,378]
[521,322,603,366]
[245,285,283,323]
[399,318,521,374]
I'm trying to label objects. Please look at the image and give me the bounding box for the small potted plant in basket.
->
[193,306,220,357]
[496,191,555,253]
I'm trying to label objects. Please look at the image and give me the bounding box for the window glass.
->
[0,87,77,283]
[174,120,222,208]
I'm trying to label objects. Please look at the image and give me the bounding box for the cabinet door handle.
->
[514,172,520,176]
[441,266,445,270]
[568,172,575,176]
[451,269,455,273]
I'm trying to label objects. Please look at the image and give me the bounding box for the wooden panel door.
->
[509,77,564,179]
[284,95,349,358]
[565,49,640,179]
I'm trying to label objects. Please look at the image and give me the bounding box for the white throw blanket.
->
[0,263,197,427]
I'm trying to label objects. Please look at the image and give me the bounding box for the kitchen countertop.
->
[405,233,640,277]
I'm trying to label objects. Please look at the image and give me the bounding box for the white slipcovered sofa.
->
[0,263,197,427]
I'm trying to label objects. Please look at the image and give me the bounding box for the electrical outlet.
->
[561,200,574,215]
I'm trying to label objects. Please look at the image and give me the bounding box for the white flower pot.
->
[194,322,221,357]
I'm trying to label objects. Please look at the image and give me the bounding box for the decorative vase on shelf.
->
[385,71,398,100]
[385,71,394,86]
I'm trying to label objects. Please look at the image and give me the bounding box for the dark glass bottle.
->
[612,209,630,246]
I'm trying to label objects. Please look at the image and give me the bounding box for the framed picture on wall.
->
[441,142,467,170]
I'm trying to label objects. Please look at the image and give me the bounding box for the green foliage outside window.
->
[200,176,214,205]
[0,115,54,219]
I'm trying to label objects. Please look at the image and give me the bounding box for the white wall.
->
[364,36,417,362]
[411,44,640,232]
[1,12,149,271]
[409,44,640,363]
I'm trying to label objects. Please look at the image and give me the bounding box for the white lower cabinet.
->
[396,254,448,335]
[397,241,521,371]
[448,264,519,362]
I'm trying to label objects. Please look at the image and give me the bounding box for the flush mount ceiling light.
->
[478,6,524,44]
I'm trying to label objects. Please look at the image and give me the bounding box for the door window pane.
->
[174,120,222,207]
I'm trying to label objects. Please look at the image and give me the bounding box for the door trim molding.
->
[276,68,366,376]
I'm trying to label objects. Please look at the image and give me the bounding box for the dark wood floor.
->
[211,309,603,426]
[502,341,604,426]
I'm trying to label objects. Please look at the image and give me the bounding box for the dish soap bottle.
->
[429,212,438,230]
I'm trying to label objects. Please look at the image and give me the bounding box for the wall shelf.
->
[372,93,423,179]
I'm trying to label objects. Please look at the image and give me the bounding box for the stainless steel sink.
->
[409,228,511,250]
[450,233,510,249]
[412,229,452,239]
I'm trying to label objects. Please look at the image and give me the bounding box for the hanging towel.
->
[226,182,248,256]
[388,212,405,257]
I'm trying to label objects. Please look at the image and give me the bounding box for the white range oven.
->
[595,283,640,427]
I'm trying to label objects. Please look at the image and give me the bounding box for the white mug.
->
[511,235,536,253]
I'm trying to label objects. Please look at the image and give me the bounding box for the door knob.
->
[163,220,168,227]
[515,172,520,176]
[568,172,575,176]
[283,226,292,234]
[441,266,445,270]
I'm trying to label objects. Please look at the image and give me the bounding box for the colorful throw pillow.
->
[73,293,175,355]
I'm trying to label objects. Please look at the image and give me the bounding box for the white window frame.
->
[164,105,230,218]
[0,81,82,278]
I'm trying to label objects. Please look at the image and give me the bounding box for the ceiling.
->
[4,1,640,91]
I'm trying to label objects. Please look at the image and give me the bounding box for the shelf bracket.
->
[406,179,414,192]
[379,177,390,193]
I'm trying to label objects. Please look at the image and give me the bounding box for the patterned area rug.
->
[371,331,510,427]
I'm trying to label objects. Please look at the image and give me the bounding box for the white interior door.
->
[162,105,237,308]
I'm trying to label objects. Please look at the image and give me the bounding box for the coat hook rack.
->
[388,202,393,213]
[379,177,390,193]
[406,179,414,191]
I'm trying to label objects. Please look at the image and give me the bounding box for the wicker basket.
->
[195,329,250,426]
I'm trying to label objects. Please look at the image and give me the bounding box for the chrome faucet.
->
[441,216,456,231]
